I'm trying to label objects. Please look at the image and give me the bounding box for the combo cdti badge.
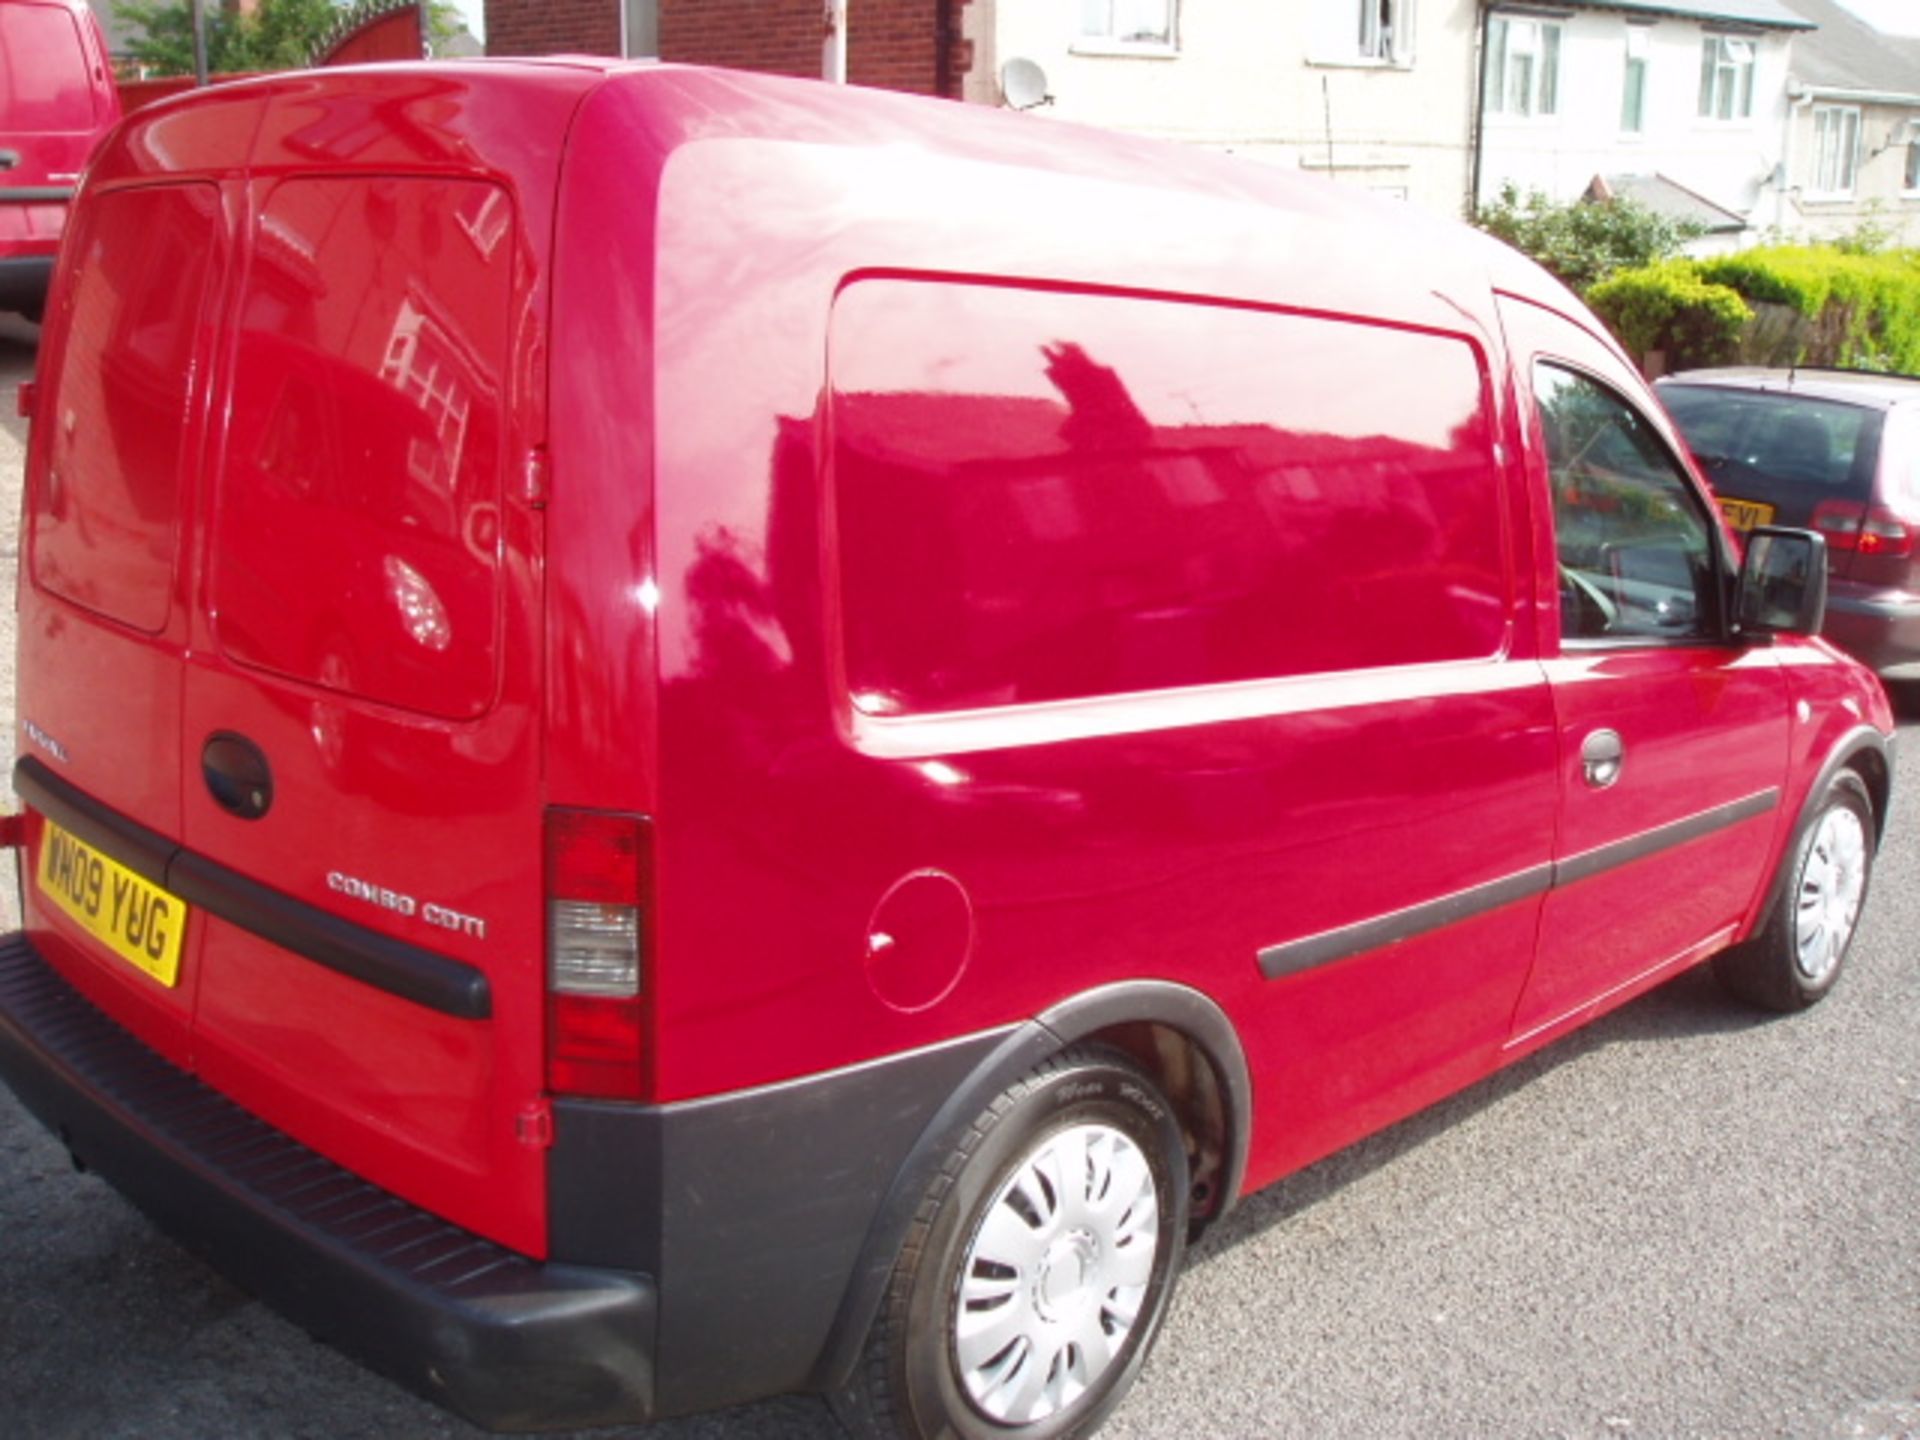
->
[0,59,1895,1440]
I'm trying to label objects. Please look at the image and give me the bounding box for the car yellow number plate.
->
[1718,497,1775,532]
[35,820,188,988]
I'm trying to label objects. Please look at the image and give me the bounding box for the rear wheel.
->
[838,1048,1188,1440]
[1714,770,1874,1012]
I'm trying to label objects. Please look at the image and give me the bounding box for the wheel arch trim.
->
[812,979,1253,1395]
[1757,724,1893,926]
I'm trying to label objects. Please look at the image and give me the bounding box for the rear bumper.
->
[1825,582,1920,679]
[0,255,54,312]
[0,932,658,1432]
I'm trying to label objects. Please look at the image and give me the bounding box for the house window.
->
[1357,0,1410,62]
[1485,15,1561,117]
[623,0,657,57]
[1905,122,1920,192]
[1698,34,1755,120]
[1621,25,1651,133]
[1310,0,1414,66]
[1079,0,1176,49]
[1811,106,1861,195]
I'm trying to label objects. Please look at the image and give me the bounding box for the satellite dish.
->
[1000,57,1052,111]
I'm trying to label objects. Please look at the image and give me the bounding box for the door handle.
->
[0,150,19,171]
[203,732,274,820]
[1581,729,1625,789]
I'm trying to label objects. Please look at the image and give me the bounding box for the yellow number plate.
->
[1718,497,1775,532]
[36,820,189,988]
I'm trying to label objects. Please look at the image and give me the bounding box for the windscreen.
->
[1662,385,1879,501]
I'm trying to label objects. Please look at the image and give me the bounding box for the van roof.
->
[91,59,1565,309]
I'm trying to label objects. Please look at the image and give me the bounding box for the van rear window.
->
[0,3,97,132]
[829,280,1507,714]
[30,184,220,634]
[213,177,514,721]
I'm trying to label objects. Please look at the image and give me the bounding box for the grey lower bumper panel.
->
[0,933,656,1432]
[0,255,53,311]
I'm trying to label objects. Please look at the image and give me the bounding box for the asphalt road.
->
[0,311,1915,1440]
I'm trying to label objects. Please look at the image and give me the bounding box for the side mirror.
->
[1736,526,1828,638]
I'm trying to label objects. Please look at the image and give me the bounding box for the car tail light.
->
[1857,506,1914,558]
[546,808,652,1101]
[1810,499,1866,551]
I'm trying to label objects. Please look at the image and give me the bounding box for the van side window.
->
[831,280,1509,714]
[1536,363,1716,644]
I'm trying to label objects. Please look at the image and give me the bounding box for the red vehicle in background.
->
[0,0,118,322]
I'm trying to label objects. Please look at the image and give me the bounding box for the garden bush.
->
[1697,248,1920,372]
[1473,184,1701,292]
[1585,261,1751,372]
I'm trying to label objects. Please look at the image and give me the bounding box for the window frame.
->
[1621,24,1651,135]
[1534,360,1734,652]
[1697,33,1756,122]
[1309,0,1416,68]
[1809,104,1862,198]
[1073,0,1179,57]
[1484,14,1562,120]
[1902,119,1920,195]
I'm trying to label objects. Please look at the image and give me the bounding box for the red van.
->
[0,62,1894,1439]
[0,0,118,321]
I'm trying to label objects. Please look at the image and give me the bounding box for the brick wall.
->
[483,0,621,57]
[485,1,972,97]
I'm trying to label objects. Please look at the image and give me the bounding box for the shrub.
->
[1473,184,1703,292]
[1586,261,1751,371]
[1698,248,1920,372]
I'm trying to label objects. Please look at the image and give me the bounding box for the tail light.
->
[1810,499,1866,550]
[1858,506,1914,558]
[1811,500,1913,558]
[545,808,652,1101]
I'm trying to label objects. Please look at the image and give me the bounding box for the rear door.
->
[1498,297,1789,1045]
[18,181,225,1067]
[179,172,550,1253]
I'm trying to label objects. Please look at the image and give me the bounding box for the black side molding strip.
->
[0,186,75,203]
[1553,788,1779,887]
[14,755,177,882]
[169,852,493,1020]
[13,757,491,1021]
[1259,864,1554,980]
[1258,788,1781,982]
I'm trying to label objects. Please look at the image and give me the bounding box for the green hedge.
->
[1587,247,1920,374]
[1696,248,1920,372]
[1586,261,1752,372]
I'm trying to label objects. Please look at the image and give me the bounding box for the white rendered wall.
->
[965,0,1481,220]
[1478,12,1795,233]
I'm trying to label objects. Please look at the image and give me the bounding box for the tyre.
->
[838,1048,1189,1440]
[1714,769,1874,1012]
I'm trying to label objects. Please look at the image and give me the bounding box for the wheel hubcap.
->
[1794,804,1868,987]
[953,1121,1160,1425]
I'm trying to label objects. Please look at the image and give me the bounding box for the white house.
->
[962,0,1485,219]
[1476,0,1815,247]
[1779,0,1920,245]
